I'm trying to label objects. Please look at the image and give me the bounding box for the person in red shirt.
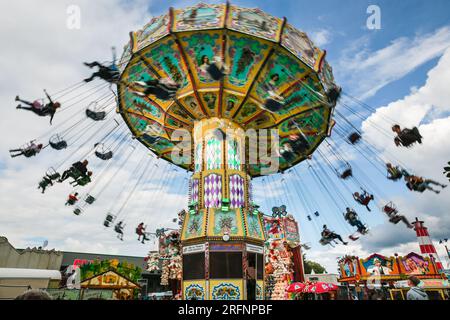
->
[65,193,79,206]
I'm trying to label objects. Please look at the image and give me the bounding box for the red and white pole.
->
[412,218,444,272]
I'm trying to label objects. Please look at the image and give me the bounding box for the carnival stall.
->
[338,252,446,300]
[390,279,450,300]
[79,259,141,300]
[263,211,304,300]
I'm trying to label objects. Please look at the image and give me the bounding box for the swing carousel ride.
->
[10,2,447,300]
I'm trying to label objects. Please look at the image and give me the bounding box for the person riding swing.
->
[83,47,120,84]
[59,160,89,183]
[10,142,43,158]
[65,193,79,206]
[344,208,368,234]
[321,225,348,245]
[16,89,61,124]
[353,190,374,212]
[405,175,447,194]
[382,204,413,229]
[136,222,149,244]
[114,221,125,241]
[392,125,423,148]
[70,171,93,187]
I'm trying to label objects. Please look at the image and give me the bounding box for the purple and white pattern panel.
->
[229,174,245,208]
[191,178,199,203]
[204,174,222,208]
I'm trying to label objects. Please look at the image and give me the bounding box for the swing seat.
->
[95,150,113,160]
[389,216,402,224]
[319,237,335,247]
[85,195,96,204]
[348,132,361,144]
[50,140,68,150]
[86,109,106,121]
[75,177,91,187]
[38,179,50,188]
[340,168,353,180]
[23,149,38,158]
[104,213,115,227]
[69,167,83,180]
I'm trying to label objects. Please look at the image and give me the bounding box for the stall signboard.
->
[182,243,206,254]
[209,243,242,252]
[81,270,140,289]
[81,289,113,300]
[282,217,300,245]
[246,244,264,254]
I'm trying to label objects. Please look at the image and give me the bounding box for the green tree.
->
[303,254,327,274]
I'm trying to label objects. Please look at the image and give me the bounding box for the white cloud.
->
[0,0,191,257]
[337,26,450,99]
[348,48,450,267]
[310,29,332,47]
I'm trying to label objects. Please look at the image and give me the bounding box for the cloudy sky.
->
[1,0,449,274]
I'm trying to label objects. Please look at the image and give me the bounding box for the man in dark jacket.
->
[406,276,429,300]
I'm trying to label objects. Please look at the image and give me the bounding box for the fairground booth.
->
[49,259,142,300]
[263,212,304,300]
[338,252,448,300]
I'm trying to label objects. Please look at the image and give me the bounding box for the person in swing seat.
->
[10,142,43,158]
[344,208,367,233]
[59,160,89,182]
[16,90,61,124]
[65,193,79,206]
[392,125,423,148]
[321,225,348,245]
[115,221,125,241]
[405,175,447,194]
[353,190,374,212]
[83,47,119,84]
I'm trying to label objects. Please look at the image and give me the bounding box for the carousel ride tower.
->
[116,2,339,300]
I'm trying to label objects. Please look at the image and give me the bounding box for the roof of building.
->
[0,268,62,280]
[59,251,158,271]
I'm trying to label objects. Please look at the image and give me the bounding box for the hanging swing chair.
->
[73,206,82,216]
[444,162,450,181]
[49,134,68,150]
[348,132,362,145]
[85,194,96,205]
[86,102,106,121]
[103,213,116,227]
[319,237,335,247]
[382,201,398,215]
[94,143,113,160]
[337,162,353,180]
[46,167,61,180]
